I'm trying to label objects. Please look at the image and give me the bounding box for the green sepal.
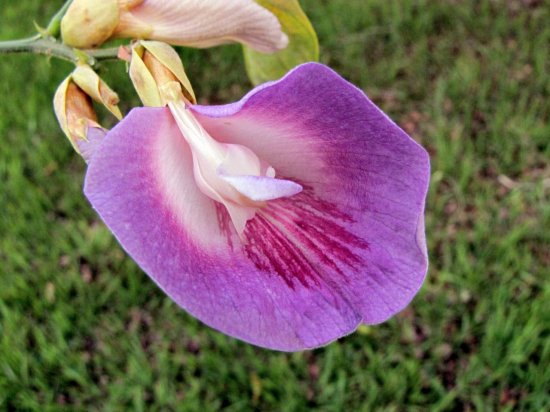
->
[243,0,319,85]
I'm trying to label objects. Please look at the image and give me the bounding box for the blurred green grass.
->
[1,0,549,410]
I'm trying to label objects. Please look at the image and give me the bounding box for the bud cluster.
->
[47,0,317,157]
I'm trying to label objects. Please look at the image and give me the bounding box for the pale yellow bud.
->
[71,65,122,120]
[53,65,123,154]
[54,77,101,153]
[128,41,196,107]
[61,0,120,48]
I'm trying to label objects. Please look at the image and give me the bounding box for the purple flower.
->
[83,63,430,351]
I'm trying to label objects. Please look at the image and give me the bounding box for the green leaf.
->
[243,0,319,85]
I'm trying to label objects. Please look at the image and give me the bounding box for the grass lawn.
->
[1,0,549,410]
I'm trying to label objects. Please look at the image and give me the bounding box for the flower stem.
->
[0,36,119,66]
[0,1,121,67]
[45,0,74,38]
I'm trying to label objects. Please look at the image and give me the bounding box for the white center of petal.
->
[167,100,302,234]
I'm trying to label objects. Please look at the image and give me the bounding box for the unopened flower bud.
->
[115,0,287,53]
[54,77,100,153]
[53,65,122,156]
[127,41,196,107]
[61,0,120,48]
[71,65,122,120]
[60,0,287,53]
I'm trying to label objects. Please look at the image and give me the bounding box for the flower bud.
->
[54,65,122,155]
[54,77,100,153]
[115,0,287,53]
[127,41,196,107]
[61,0,287,53]
[61,0,120,48]
[71,65,122,119]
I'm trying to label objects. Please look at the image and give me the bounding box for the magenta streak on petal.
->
[215,202,234,251]
[247,214,321,289]
[241,182,369,290]
[267,205,360,273]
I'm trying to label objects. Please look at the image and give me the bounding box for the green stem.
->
[0,36,119,66]
[45,0,74,38]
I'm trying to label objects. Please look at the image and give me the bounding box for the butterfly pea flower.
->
[61,0,288,53]
[53,64,122,159]
[83,62,430,350]
[124,40,301,233]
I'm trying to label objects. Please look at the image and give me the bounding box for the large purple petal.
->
[84,63,430,350]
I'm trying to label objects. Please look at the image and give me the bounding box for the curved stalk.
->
[45,0,74,38]
[0,36,119,66]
